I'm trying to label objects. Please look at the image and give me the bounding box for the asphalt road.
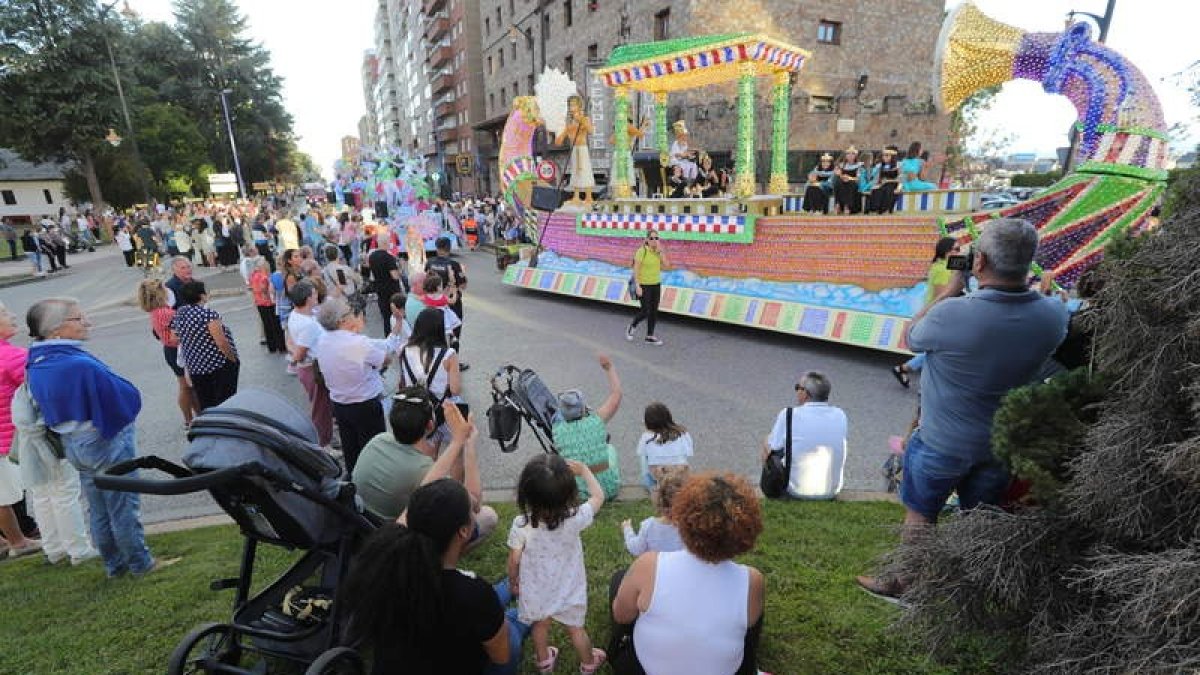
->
[2,246,919,523]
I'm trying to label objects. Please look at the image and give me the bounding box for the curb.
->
[0,274,42,289]
[142,488,898,534]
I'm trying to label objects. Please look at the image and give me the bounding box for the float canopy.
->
[595,32,810,93]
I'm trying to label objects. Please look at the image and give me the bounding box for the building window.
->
[511,43,516,60]
[587,43,598,61]
[654,9,670,40]
[514,80,519,96]
[490,92,495,112]
[43,189,53,204]
[496,7,501,27]
[588,0,597,11]
[1,190,14,206]
[499,49,505,68]
[509,0,514,16]
[501,87,507,106]
[527,74,534,93]
[563,0,572,27]
[808,95,836,113]
[485,17,490,35]
[488,55,493,75]
[817,20,841,45]
[564,55,573,82]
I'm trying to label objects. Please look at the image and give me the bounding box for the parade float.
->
[330,146,459,260]
[497,4,1167,354]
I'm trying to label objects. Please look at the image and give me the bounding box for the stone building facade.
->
[474,0,950,191]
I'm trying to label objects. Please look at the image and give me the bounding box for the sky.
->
[125,0,1197,178]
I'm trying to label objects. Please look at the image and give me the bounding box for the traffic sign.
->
[455,153,472,176]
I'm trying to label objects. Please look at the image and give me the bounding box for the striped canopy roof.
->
[596,33,810,93]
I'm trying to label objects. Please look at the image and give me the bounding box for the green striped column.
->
[612,86,632,198]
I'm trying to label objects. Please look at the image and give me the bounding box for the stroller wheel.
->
[305,647,365,675]
[168,622,244,674]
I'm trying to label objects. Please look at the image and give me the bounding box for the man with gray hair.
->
[762,371,848,500]
[858,218,1068,600]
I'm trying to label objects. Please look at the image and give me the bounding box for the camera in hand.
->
[946,248,974,271]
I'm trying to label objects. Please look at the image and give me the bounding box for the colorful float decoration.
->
[497,8,1165,354]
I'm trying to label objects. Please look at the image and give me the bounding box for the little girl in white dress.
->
[508,454,607,674]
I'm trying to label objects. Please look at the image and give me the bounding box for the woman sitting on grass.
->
[610,472,766,675]
[342,475,524,675]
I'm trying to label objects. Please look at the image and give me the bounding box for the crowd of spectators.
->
[0,190,1080,673]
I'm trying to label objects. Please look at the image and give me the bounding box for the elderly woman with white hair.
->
[313,296,393,472]
[25,297,160,577]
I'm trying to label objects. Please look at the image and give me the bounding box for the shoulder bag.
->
[760,407,794,499]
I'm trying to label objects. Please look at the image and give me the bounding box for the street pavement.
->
[1,246,919,524]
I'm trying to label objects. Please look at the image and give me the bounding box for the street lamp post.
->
[98,1,152,207]
[218,88,247,199]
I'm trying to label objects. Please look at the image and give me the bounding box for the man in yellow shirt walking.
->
[627,230,668,346]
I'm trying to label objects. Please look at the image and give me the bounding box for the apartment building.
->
[360,51,380,149]
[424,0,486,195]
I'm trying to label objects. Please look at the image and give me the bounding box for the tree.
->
[0,0,124,209]
[172,0,294,185]
[943,85,1002,184]
[133,102,207,192]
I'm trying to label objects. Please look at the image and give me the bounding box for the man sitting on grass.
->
[761,371,848,500]
[352,387,497,548]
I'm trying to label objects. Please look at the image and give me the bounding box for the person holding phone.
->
[891,237,959,387]
[627,231,668,346]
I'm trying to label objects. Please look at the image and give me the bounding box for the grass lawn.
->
[0,500,983,674]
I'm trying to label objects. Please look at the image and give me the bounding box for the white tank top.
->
[633,550,749,675]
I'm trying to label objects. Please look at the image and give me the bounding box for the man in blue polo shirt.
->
[858,218,1068,601]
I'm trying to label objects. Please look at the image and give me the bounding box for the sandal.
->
[580,648,607,674]
[891,365,910,388]
[536,646,559,674]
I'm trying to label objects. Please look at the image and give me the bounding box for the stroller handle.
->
[95,456,246,496]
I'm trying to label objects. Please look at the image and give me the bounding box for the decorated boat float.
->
[497,3,1166,354]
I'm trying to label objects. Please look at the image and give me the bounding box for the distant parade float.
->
[498,4,1166,354]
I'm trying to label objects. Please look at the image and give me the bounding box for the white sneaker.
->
[645,336,663,346]
[625,324,635,341]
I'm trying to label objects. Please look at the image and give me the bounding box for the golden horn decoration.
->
[934,2,1025,112]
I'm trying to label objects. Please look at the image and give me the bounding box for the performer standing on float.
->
[900,141,937,192]
[803,153,836,214]
[873,145,901,213]
[833,146,863,214]
[669,121,699,181]
[556,95,596,205]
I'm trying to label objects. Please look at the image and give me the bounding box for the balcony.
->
[425,15,449,42]
[432,69,454,93]
[427,45,453,67]
[435,99,456,118]
[423,0,447,14]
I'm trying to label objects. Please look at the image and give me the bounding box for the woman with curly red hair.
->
[610,472,766,675]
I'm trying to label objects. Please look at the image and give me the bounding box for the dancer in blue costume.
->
[802,153,836,213]
[900,141,936,191]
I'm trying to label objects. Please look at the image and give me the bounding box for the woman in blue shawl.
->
[25,298,158,578]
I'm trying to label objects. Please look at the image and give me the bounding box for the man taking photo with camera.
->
[858,218,1069,601]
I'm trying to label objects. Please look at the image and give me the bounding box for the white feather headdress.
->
[534,67,578,134]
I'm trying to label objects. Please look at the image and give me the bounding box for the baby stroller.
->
[95,389,375,675]
[486,365,558,454]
